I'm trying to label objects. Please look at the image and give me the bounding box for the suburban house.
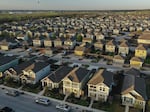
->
[82,37,93,43]
[113,55,125,65]
[4,60,35,81]
[105,40,116,53]
[53,38,64,47]
[94,40,104,51]
[17,33,28,40]
[63,38,76,49]
[135,44,147,59]
[0,38,18,50]
[20,62,50,84]
[62,67,92,98]
[44,37,53,47]
[87,69,114,102]
[137,31,150,44]
[95,33,105,40]
[33,36,44,47]
[118,41,129,56]
[130,57,143,68]
[41,66,74,90]
[0,55,19,76]
[121,75,147,112]
[74,43,91,56]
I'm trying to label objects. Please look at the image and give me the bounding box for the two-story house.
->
[130,57,143,69]
[33,36,44,47]
[41,66,74,90]
[53,38,64,47]
[44,37,53,47]
[20,62,50,84]
[118,41,129,56]
[121,75,147,112]
[0,55,19,76]
[105,40,116,53]
[87,69,114,102]
[135,44,147,59]
[62,67,92,98]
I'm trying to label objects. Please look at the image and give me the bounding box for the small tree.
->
[76,34,83,42]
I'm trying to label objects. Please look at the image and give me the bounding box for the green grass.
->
[22,83,42,93]
[44,88,65,100]
[66,94,90,107]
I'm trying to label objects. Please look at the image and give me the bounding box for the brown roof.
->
[119,42,128,47]
[130,57,142,62]
[136,44,146,50]
[138,34,150,40]
[113,55,124,60]
[106,40,115,46]
[75,46,85,51]
[88,69,113,87]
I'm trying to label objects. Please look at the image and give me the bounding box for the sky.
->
[0,0,150,10]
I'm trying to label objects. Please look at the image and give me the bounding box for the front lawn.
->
[44,88,65,100]
[3,77,21,89]
[22,83,42,93]
[66,94,90,107]
[92,100,124,112]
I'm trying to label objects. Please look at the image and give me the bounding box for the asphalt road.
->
[0,88,59,112]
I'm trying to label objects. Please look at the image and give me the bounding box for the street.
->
[0,88,58,112]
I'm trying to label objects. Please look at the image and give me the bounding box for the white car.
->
[56,104,70,112]
[35,97,50,105]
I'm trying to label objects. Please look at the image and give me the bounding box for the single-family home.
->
[121,75,147,112]
[87,69,114,102]
[135,44,147,59]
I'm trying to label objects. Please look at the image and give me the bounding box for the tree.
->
[76,34,83,42]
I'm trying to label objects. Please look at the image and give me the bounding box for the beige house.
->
[118,41,129,56]
[82,37,93,43]
[44,38,53,47]
[121,75,147,112]
[62,67,92,98]
[87,69,114,102]
[130,57,143,68]
[20,62,50,84]
[94,40,104,51]
[113,55,125,65]
[105,40,116,53]
[138,31,150,44]
[33,37,44,47]
[41,66,73,90]
[53,38,64,47]
[135,44,147,59]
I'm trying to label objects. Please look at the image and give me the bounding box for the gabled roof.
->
[66,67,90,83]
[119,41,129,47]
[121,75,147,100]
[0,55,18,66]
[124,68,140,77]
[47,66,73,83]
[113,55,124,60]
[136,44,146,51]
[88,69,113,87]
[130,57,143,62]
[106,40,116,46]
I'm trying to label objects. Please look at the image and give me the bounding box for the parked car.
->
[0,106,15,112]
[5,90,19,97]
[35,97,50,106]
[56,104,70,112]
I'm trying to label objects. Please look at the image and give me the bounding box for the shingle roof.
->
[0,55,18,66]
[88,69,114,87]
[121,75,147,100]
[124,68,140,77]
[67,67,90,83]
[47,66,73,83]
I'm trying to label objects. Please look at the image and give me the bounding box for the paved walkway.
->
[63,93,70,102]
[125,105,129,112]
[0,85,106,112]
[89,99,94,108]
[38,88,46,96]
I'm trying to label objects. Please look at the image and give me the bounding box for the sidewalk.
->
[0,85,106,112]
